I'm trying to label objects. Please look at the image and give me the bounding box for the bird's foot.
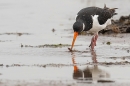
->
[89,43,94,51]
[68,48,73,52]
[89,44,91,47]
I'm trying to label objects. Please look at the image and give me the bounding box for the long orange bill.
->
[70,32,78,50]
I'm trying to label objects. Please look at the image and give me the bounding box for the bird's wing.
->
[97,10,113,25]
[76,7,114,25]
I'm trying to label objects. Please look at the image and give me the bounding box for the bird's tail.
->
[109,8,118,16]
[104,4,118,16]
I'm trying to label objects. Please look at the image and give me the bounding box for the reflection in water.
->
[91,50,97,63]
[71,51,110,83]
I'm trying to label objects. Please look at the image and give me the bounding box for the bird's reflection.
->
[71,50,110,83]
[91,50,97,63]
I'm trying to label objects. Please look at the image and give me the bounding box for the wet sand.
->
[0,0,130,86]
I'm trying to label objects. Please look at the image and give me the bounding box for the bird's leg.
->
[89,36,95,50]
[94,32,98,46]
[89,32,98,50]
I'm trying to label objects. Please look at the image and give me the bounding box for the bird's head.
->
[73,21,84,33]
[68,21,84,51]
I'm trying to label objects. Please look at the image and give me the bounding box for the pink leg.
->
[94,33,98,46]
[91,36,95,50]
[89,33,98,50]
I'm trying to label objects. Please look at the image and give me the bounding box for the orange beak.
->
[70,32,78,51]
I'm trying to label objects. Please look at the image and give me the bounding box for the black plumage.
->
[76,6,117,31]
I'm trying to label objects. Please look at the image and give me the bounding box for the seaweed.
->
[106,42,111,45]
[0,32,31,36]
[21,43,79,48]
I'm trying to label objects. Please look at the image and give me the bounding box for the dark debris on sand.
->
[20,44,81,48]
[1,61,130,68]
[0,32,31,36]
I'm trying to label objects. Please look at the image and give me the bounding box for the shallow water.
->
[0,0,130,86]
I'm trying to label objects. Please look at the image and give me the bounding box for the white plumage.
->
[88,15,112,33]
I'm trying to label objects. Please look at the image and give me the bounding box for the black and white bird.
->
[68,5,117,51]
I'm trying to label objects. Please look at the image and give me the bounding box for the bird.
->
[68,4,117,51]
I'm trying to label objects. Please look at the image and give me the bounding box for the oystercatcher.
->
[68,5,117,51]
